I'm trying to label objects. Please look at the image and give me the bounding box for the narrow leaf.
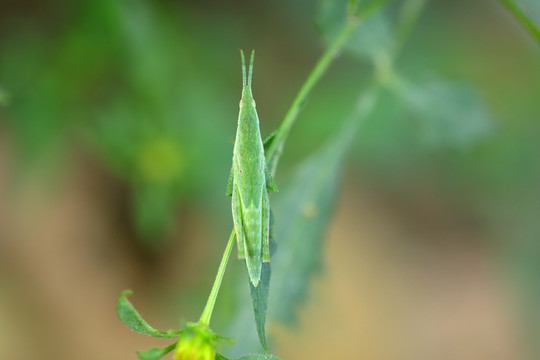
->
[116,290,182,338]
[249,262,270,352]
[136,342,177,360]
[248,217,276,352]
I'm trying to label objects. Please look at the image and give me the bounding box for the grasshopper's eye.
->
[239,99,243,108]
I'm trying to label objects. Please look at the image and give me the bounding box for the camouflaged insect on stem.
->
[227,50,278,287]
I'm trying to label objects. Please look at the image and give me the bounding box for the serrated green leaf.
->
[116,290,182,338]
[394,79,493,148]
[136,342,177,360]
[268,112,362,323]
[317,0,392,58]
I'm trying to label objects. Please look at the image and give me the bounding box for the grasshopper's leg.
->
[226,166,234,197]
[232,185,246,259]
[262,129,279,151]
[264,166,279,193]
[262,189,271,262]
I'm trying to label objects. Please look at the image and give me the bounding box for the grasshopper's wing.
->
[264,166,278,193]
[262,188,271,262]
[231,184,246,259]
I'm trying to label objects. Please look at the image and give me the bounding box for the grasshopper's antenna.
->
[247,50,255,88]
[240,49,247,88]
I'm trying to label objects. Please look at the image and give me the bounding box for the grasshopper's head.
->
[240,49,255,100]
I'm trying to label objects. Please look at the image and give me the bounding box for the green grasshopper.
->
[227,50,278,287]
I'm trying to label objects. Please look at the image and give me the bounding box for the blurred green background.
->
[0,0,539,359]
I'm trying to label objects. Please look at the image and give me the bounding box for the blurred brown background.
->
[1,0,539,359]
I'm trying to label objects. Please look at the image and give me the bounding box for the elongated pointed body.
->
[227,50,277,287]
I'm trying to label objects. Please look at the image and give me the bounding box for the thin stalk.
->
[500,0,540,45]
[198,229,236,327]
[266,18,359,175]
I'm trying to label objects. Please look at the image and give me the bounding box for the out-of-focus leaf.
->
[393,79,494,148]
[0,0,121,168]
[316,0,393,58]
[116,290,182,338]
[136,343,177,360]
[268,99,367,323]
[86,0,234,242]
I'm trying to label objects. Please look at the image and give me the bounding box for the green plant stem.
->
[266,18,359,175]
[500,0,540,45]
[198,229,236,327]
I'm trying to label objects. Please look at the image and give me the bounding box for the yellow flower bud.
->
[173,323,218,360]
